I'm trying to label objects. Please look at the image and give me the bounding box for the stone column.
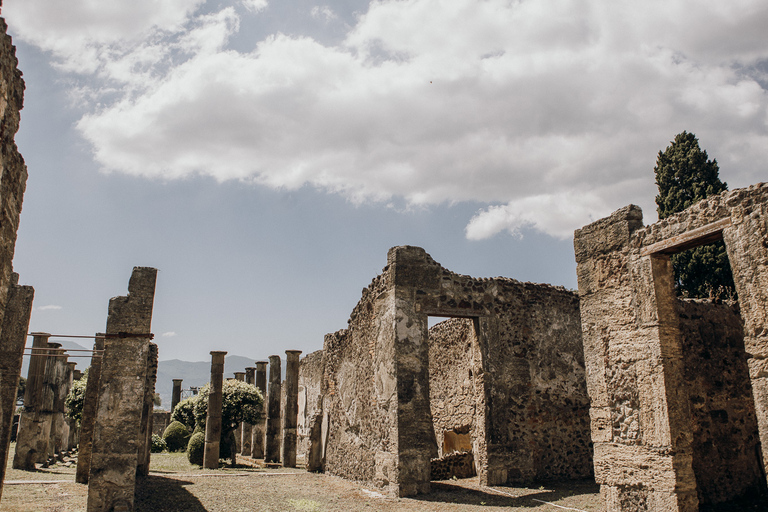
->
[49,348,70,459]
[87,267,157,512]
[252,361,267,458]
[233,372,245,454]
[282,350,302,467]
[61,362,76,452]
[241,367,255,456]
[203,351,227,469]
[0,277,34,498]
[137,343,159,477]
[75,335,104,484]
[171,379,183,413]
[265,355,282,463]
[13,333,52,470]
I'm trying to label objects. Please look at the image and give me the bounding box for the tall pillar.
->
[61,362,76,452]
[75,335,104,484]
[252,361,267,458]
[87,267,157,512]
[241,367,255,456]
[282,350,302,467]
[13,333,52,469]
[203,351,227,469]
[265,355,282,463]
[49,351,71,458]
[233,372,245,454]
[0,277,34,498]
[171,379,183,413]
[137,343,159,477]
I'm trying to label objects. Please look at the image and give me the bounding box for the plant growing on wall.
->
[654,131,736,299]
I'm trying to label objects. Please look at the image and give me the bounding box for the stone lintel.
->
[640,217,730,256]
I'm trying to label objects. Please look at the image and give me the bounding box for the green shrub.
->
[171,396,197,430]
[163,421,191,452]
[187,432,205,466]
[151,434,167,453]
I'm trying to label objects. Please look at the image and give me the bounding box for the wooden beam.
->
[641,217,731,256]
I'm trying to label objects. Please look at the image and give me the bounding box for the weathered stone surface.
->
[241,367,255,456]
[14,333,52,470]
[171,379,183,413]
[282,350,301,467]
[0,277,33,498]
[297,350,323,467]
[203,351,226,470]
[430,451,476,480]
[575,183,768,512]
[265,355,282,463]
[316,246,591,496]
[137,342,158,477]
[87,267,157,512]
[251,361,267,458]
[75,335,104,484]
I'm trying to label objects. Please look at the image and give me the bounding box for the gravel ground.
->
[2,449,605,512]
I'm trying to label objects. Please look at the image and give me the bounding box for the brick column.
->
[252,361,267,458]
[0,277,34,498]
[282,350,302,467]
[75,335,104,484]
[265,355,282,463]
[233,372,245,454]
[87,267,157,512]
[171,379,183,413]
[137,343,159,477]
[203,351,227,469]
[241,367,255,456]
[13,333,52,469]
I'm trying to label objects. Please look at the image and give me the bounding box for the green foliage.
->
[171,396,197,430]
[163,421,192,452]
[65,368,89,423]
[193,379,263,434]
[153,393,162,407]
[187,431,205,466]
[151,434,168,453]
[654,131,736,299]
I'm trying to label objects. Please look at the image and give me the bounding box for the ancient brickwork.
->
[87,267,157,512]
[14,334,51,469]
[75,335,104,484]
[0,276,33,498]
[574,183,768,512]
[297,350,323,464]
[137,342,159,477]
[317,246,591,496]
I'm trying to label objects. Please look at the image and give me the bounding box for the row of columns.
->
[200,349,302,468]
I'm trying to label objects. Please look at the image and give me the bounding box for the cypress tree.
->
[654,131,735,299]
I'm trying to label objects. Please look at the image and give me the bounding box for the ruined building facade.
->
[575,183,768,511]
[299,246,592,496]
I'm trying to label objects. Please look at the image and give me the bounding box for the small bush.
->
[187,432,205,466]
[151,434,167,453]
[163,421,191,452]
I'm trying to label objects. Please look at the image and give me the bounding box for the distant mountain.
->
[154,355,285,412]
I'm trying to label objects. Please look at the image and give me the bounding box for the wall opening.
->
[654,239,767,508]
[427,316,481,481]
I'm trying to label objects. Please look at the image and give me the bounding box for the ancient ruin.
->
[282,349,302,467]
[574,183,768,511]
[300,246,592,496]
[75,334,104,484]
[203,351,226,469]
[252,360,268,458]
[265,355,282,463]
[87,267,158,512]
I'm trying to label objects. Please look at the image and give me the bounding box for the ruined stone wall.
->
[678,300,764,505]
[297,350,323,462]
[319,246,591,495]
[575,183,768,512]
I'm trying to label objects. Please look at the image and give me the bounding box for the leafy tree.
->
[171,396,197,430]
[65,368,89,424]
[153,393,162,407]
[654,131,735,299]
[193,379,263,433]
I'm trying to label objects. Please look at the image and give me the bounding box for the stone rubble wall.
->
[317,246,592,496]
[430,451,476,480]
[574,183,768,512]
[297,350,323,462]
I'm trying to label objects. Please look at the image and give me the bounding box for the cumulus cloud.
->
[242,0,268,13]
[6,0,768,238]
[311,6,338,22]
[37,305,63,311]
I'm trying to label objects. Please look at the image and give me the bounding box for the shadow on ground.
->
[413,479,600,508]
[135,474,207,512]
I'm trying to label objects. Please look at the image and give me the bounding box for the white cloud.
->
[7,0,768,238]
[37,305,63,311]
[311,6,338,22]
[242,0,268,13]
[162,331,178,337]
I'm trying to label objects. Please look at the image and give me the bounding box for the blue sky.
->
[4,0,767,365]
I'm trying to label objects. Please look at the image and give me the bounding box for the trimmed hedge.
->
[151,433,167,453]
[187,432,205,466]
[163,420,191,452]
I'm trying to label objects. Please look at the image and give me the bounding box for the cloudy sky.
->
[4,0,767,365]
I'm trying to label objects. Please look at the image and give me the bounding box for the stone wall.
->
[574,183,768,512]
[297,350,323,463]
[316,246,591,496]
